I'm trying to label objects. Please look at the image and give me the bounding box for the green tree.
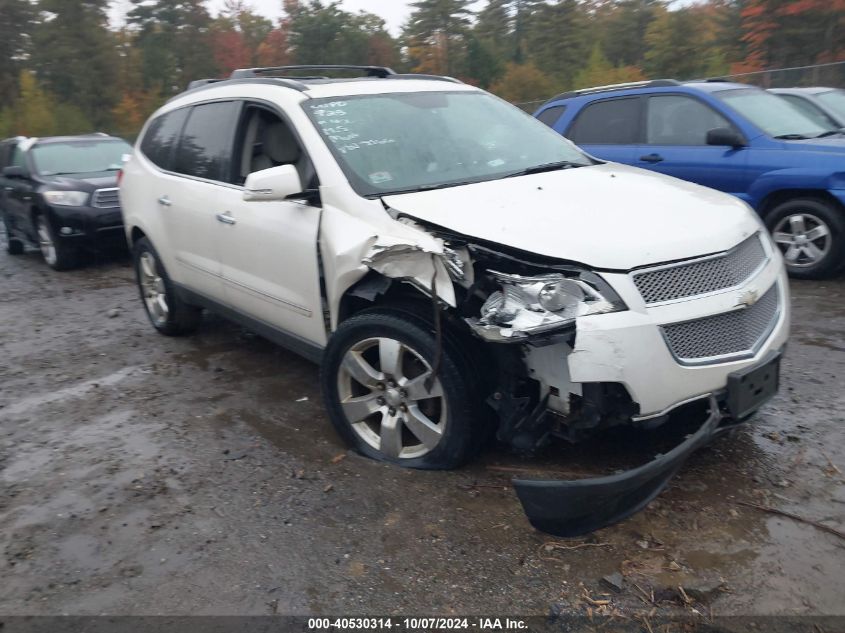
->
[0,0,34,107]
[30,0,118,127]
[644,6,708,79]
[524,0,590,89]
[598,0,659,68]
[10,71,56,136]
[128,0,218,94]
[572,42,645,88]
[404,0,473,75]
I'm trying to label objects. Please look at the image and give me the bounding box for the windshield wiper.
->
[374,181,477,197]
[814,130,843,138]
[505,160,587,177]
[773,133,812,140]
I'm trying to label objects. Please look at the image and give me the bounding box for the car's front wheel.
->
[321,309,483,470]
[766,198,845,278]
[133,237,202,335]
[35,214,77,270]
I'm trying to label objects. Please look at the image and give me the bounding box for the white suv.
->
[120,65,790,535]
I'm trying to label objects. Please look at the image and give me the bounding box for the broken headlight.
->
[468,271,623,342]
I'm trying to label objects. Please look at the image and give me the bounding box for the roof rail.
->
[543,79,681,104]
[230,65,396,79]
[187,78,227,90]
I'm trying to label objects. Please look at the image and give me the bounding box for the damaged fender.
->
[513,395,722,537]
[319,203,457,331]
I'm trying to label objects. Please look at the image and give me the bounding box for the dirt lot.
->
[1,239,844,621]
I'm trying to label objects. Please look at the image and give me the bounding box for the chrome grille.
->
[91,188,120,208]
[633,233,767,304]
[661,283,779,364]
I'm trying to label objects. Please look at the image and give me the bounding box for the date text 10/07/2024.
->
[307,618,529,630]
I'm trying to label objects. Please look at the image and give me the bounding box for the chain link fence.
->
[511,60,845,114]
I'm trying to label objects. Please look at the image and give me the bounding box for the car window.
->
[140,108,190,171]
[815,90,845,122]
[304,91,590,197]
[568,98,640,145]
[0,144,9,169]
[779,95,838,130]
[172,101,240,183]
[646,95,732,145]
[715,88,830,138]
[234,105,305,186]
[10,146,26,169]
[536,105,566,128]
[31,140,131,176]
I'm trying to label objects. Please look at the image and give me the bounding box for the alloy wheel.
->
[139,251,169,326]
[337,337,447,460]
[772,212,832,268]
[36,217,57,266]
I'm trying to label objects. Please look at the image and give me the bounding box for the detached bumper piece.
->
[513,395,722,537]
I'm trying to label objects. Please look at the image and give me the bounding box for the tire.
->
[133,236,202,336]
[765,198,845,279]
[2,212,24,255]
[35,213,78,270]
[321,308,484,470]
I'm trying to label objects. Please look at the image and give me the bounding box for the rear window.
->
[31,140,131,176]
[140,108,189,170]
[568,98,640,145]
[172,101,240,182]
[536,105,566,128]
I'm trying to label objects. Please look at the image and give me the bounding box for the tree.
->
[524,0,590,89]
[9,71,56,136]
[128,0,218,94]
[596,0,659,68]
[404,0,473,75]
[645,5,709,79]
[256,27,292,66]
[0,0,34,107]
[30,0,118,127]
[489,62,556,103]
[572,42,645,88]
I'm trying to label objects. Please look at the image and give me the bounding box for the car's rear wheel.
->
[3,212,24,255]
[321,309,483,470]
[133,237,201,336]
[766,198,845,278]
[35,214,77,270]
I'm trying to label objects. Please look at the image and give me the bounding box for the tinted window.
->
[173,101,240,182]
[568,98,640,145]
[0,144,10,168]
[779,95,838,130]
[9,146,26,168]
[646,95,732,145]
[536,105,566,128]
[141,108,189,170]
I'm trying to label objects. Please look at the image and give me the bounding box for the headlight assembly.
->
[467,270,624,342]
[43,191,89,206]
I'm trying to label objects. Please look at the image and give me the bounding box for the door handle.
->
[216,211,236,225]
[157,195,171,207]
[639,153,664,163]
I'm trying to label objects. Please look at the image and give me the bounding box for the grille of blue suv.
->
[660,282,779,364]
[633,233,767,304]
[91,188,120,208]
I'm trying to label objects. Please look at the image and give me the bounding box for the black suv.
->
[0,134,132,270]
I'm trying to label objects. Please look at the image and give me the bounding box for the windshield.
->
[715,88,830,138]
[304,91,591,197]
[31,140,131,176]
[816,90,845,122]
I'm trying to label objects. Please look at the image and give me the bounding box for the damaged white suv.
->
[121,65,789,536]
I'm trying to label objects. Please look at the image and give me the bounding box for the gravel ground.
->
[0,239,843,623]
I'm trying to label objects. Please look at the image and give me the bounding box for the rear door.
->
[564,96,641,164]
[636,94,750,195]
[3,145,35,236]
[153,101,241,301]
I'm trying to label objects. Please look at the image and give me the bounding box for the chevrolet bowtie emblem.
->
[736,288,759,308]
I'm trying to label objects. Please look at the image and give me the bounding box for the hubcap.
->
[36,217,57,266]
[139,251,169,326]
[772,213,831,268]
[337,337,447,460]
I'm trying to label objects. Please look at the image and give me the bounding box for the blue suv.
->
[535,79,845,278]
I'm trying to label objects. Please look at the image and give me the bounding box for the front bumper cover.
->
[513,395,722,537]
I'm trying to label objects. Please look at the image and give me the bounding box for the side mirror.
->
[706,127,745,148]
[2,166,26,179]
[242,164,303,202]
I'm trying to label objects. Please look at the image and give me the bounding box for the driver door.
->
[218,103,326,346]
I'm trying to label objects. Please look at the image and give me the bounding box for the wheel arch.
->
[759,189,844,218]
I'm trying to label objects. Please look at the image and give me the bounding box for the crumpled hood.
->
[383,163,761,270]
